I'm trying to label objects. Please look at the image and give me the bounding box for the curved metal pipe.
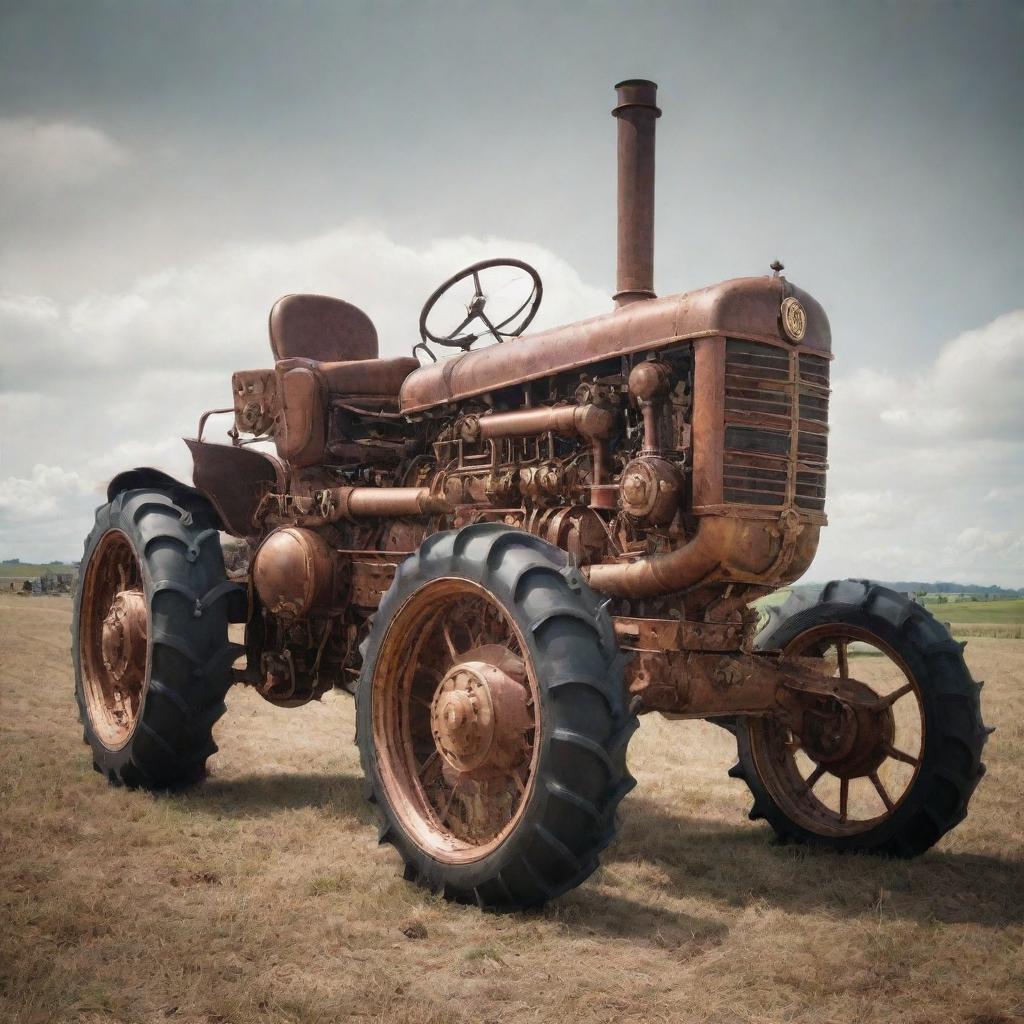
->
[584,517,778,599]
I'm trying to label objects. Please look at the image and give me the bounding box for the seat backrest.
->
[268,293,379,363]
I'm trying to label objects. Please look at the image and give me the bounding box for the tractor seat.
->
[269,293,380,363]
[268,292,417,403]
[276,356,420,408]
[273,354,420,467]
[268,293,420,466]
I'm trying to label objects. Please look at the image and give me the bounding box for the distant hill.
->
[873,581,1022,598]
[803,580,1023,598]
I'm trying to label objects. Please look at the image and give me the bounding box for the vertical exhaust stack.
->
[613,79,661,307]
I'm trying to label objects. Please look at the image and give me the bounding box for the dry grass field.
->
[2,592,1022,1024]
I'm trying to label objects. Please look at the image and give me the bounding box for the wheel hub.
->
[100,589,148,687]
[800,679,894,779]
[430,647,531,775]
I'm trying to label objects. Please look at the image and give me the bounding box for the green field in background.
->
[0,563,77,578]
[923,598,1024,624]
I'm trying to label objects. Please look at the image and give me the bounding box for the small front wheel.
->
[732,581,988,855]
[356,523,636,910]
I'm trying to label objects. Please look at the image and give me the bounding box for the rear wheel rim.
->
[749,623,925,837]
[80,530,148,750]
[371,578,540,864]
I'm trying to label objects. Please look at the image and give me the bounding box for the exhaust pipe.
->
[613,79,660,306]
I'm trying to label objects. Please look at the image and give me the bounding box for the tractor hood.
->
[399,274,831,414]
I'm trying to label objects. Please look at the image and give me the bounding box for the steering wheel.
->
[415,258,543,362]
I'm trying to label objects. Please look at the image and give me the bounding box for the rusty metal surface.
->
[252,527,340,619]
[613,615,747,653]
[186,439,285,537]
[369,578,539,861]
[473,403,614,441]
[79,531,147,749]
[269,293,379,362]
[399,277,831,413]
[613,79,660,306]
[101,589,148,689]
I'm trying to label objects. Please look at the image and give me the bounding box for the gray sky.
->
[1,1,1022,585]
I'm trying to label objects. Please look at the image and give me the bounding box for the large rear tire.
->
[73,487,244,789]
[356,523,636,910]
[732,581,988,856]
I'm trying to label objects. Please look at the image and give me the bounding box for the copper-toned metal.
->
[619,456,682,525]
[430,651,531,774]
[371,579,540,861]
[586,514,819,598]
[474,403,614,441]
[613,79,660,306]
[269,293,379,363]
[252,527,338,618]
[399,276,830,413]
[316,486,452,522]
[186,438,284,536]
[748,624,925,835]
[80,530,148,749]
[101,589,148,688]
[628,359,672,453]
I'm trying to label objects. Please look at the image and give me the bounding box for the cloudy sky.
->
[1,1,1021,586]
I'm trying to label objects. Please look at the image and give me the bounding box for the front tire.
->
[73,487,243,788]
[356,523,637,910]
[732,581,988,856]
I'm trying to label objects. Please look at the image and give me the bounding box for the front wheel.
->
[356,524,637,910]
[732,581,989,855]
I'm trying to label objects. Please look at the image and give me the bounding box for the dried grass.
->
[1,595,1022,1024]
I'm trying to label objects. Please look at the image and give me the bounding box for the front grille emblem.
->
[780,297,807,342]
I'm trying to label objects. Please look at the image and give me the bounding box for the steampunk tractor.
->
[74,81,988,909]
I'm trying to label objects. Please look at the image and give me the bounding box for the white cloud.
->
[812,311,1024,588]
[0,118,128,195]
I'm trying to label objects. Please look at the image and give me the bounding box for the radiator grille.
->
[722,340,830,515]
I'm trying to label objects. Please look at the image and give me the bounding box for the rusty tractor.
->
[74,81,988,909]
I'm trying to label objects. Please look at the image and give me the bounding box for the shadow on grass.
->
[180,770,723,941]
[175,771,1022,931]
[182,771,372,824]
[614,794,1024,928]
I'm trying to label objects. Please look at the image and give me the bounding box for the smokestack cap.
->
[613,79,662,118]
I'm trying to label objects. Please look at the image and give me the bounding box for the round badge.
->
[780,297,807,342]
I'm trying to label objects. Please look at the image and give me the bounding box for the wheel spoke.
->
[885,744,921,768]
[838,778,849,822]
[870,771,894,812]
[880,681,914,707]
[439,780,460,824]
[805,764,826,791]
[417,750,439,778]
[836,640,849,679]
[442,623,460,663]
